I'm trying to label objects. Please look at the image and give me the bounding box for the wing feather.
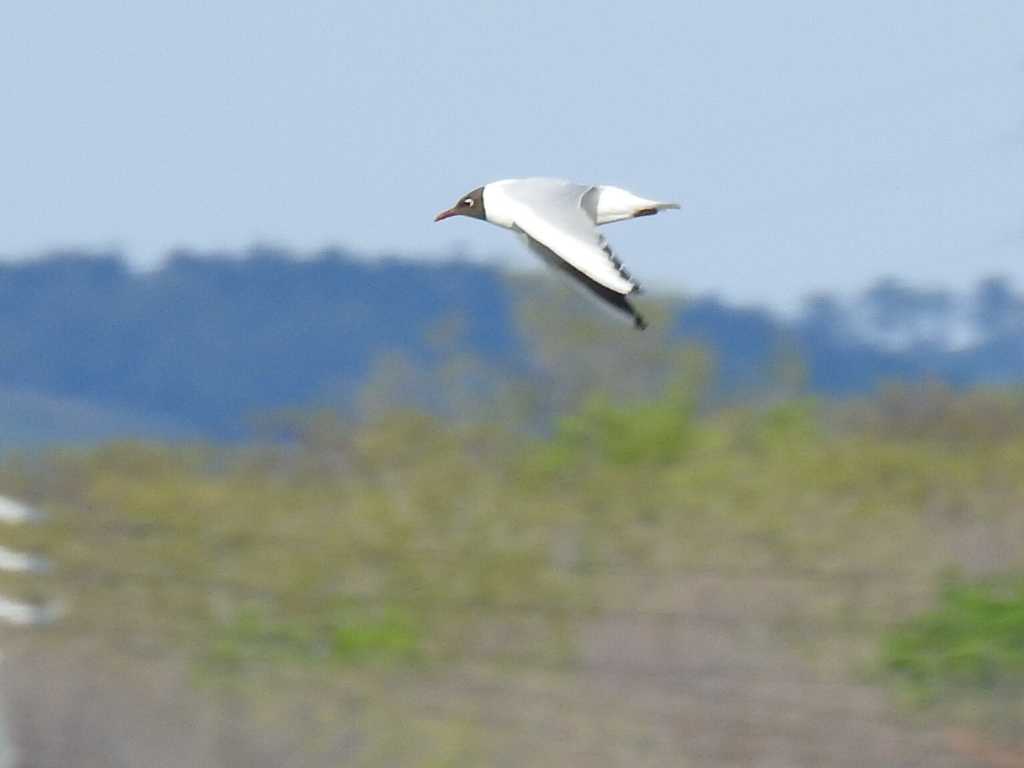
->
[504,182,639,295]
[514,226,648,329]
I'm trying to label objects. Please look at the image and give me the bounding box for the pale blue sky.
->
[1,1,1021,306]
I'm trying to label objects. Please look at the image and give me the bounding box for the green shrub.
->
[206,602,423,669]
[880,574,1024,701]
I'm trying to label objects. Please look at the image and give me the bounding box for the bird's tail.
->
[633,201,680,217]
[590,186,682,225]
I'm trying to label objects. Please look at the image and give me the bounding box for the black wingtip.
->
[634,315,648,331]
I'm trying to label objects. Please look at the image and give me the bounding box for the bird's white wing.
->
[502,180,639,295]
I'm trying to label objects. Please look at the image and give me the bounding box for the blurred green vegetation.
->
[2,317,1024,761]
[3,370,1023,668]
[882,575,1024,698]
[208,600,423,669]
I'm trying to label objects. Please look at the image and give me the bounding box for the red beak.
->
[434,208,458,222]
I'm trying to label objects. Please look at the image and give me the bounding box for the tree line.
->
[1,247,1022,440]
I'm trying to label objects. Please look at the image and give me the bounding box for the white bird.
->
[0,546,48,574]
[0,496,43,524]
[434,178,679,330]
[0,596,63,626]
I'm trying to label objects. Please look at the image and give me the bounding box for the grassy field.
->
[2,316,1024,765]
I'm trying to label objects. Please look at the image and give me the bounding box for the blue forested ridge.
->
[0,249,522,438]
[2,249,1023,442]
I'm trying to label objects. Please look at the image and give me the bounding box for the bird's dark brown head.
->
[434,186,486,222]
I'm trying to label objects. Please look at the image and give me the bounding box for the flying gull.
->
[434,178,679,330]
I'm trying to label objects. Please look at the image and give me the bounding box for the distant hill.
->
[0,389,194,451]
[1,249,1022,444]
[0,249,522,440]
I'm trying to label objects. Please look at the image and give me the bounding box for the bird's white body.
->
[438,177,679,329]
[482,178,676,229]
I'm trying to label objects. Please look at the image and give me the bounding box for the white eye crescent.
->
[463,198,474,207]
